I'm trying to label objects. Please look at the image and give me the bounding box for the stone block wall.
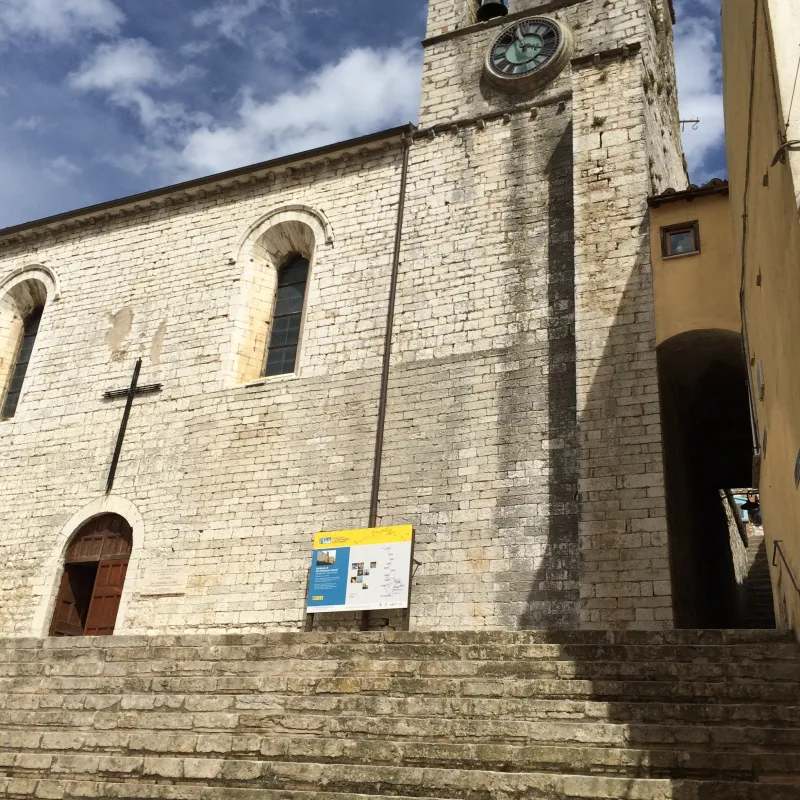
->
[380,104,579,629]
[414,0,686,628]
[0,146,406,636]
[0,0,686,635]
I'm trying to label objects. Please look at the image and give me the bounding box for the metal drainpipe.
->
[739,0,762,481]
[361,130,413,632]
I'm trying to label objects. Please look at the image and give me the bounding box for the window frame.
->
[1,305,44,420]
[661,220,701,259]
[262,253,311,379]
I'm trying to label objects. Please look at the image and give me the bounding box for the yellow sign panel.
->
[313,524,413,550]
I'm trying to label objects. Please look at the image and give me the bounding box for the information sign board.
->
[306,525,413,614]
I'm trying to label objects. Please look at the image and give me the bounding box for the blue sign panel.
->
[307,546,350,610]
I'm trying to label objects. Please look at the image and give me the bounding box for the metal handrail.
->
[772,540,800,595]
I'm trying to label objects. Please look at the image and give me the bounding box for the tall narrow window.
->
[264,255,309,377]
[2,306,42,419]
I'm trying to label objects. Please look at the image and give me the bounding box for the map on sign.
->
[306,525,413,614]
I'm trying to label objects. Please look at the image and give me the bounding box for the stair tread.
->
[4,713,800,741]
[2,762,800,800]
[0,631,798,796]
[3,738,800,777]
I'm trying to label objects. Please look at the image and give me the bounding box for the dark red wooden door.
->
[49,571,85,637]
[83,560,128,636]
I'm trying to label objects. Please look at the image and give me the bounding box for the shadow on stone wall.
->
[511,121,580,629]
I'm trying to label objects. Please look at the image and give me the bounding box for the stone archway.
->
[221,205,334,387]
[658,329,754,628]
[49,514,132,637]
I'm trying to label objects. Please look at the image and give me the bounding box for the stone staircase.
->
[743,533,778,629]
[1,630,800,799]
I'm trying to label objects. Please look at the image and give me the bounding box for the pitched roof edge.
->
[0,125,414,243]
[648,179,729,207]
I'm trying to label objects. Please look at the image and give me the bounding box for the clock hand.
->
[515,27,530,51]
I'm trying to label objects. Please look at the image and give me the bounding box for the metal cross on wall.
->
[103,358,162,494]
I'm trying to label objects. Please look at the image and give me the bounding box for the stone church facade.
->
[0,0,686,637]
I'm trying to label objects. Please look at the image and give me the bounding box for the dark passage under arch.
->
[49,514,132,637]
[658,329,755,628]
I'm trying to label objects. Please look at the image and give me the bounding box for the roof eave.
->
[0,124,414,243]
[648,181,730,208]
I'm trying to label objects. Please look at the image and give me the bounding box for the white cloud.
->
[81,42,421,182]
[44,155,82,183]
[674,2,725,181]
[0,0,123,42]
[70,38,174,93]
[179,40,213,58]
[171,44,422,177]
[192,0,268,44]
[13,115,45,131]
[190,0,295,64]
[69,39,201,130]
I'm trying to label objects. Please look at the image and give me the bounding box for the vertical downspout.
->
[368,132,412,528]
[740,0,762,482]
[361,130,412,631]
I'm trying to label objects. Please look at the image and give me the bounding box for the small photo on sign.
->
[362,584,369,590]
[350,577,357,584]
[370,562,377,569]
[317,550,337,566]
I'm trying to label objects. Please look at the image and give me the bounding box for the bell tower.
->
[382,0,688,629]
[477,0,509,22]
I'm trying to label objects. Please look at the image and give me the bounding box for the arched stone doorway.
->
[49,514,132,637]
[658,329,755,628]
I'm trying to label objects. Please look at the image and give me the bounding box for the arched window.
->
[49,514,132,637]
[228,207,331,386]
[264,254,309,377]
[2,305,43,419]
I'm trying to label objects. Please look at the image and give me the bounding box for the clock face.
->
[487,17,564,82]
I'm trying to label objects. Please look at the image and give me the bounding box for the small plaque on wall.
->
[139,567,189,597]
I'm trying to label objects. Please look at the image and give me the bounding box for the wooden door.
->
[49,570,85,637]
[83,560,128,636]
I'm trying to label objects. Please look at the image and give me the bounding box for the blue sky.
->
[0,0,724,229]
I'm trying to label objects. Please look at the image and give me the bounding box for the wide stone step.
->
[3,706,800,752]
[3,641,797,668]
[2,757,799,800]
[3,691,797,728]
[2,650,799,682]
[1,631,794,668]
[1,728,799,780]
[2,657,798,683]
[0,693,800,728]
[0,778,443,800]
[4,673,799,705]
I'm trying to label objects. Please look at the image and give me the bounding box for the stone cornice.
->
[570,41,642,68]
[414,90,573,140]
[0,125,414,249]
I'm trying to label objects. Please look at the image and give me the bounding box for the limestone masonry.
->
[0,0,687,636]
